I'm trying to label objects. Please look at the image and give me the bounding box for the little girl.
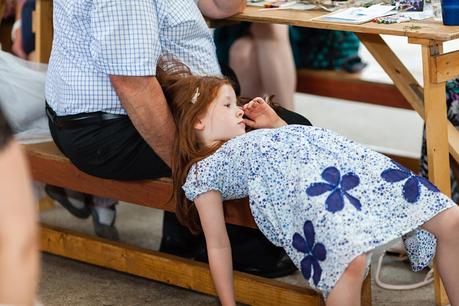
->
[158,60,459,306]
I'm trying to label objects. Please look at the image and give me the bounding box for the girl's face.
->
[194,84,246,146]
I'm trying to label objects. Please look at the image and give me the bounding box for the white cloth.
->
[0,50,51,143]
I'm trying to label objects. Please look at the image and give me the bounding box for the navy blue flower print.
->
[381,161,439,203]
[306,166,361,213]
[292,221,326,286]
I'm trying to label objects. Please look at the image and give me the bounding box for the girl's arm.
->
[242,97,287,129]
[194,191,235,306]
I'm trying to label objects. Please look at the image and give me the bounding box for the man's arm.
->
[197,0,246,19]
[110,75,175,167]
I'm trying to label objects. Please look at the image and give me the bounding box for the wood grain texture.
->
[41,224,325,306]
[225,6,459,41]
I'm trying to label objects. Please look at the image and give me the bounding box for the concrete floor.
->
[40,204,435,306]
[38,36,459,305]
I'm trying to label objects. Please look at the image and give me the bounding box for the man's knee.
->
[250,23,289,40]
[229,37,256,71]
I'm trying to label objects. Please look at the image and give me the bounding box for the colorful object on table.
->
[373,14,411,23]
[393,0,424,11]
[440,0,459,25]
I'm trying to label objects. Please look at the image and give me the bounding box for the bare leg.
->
[326,254,367,306]
[251,24,296,110]
[229,36,263,98]
[421,205,459,305]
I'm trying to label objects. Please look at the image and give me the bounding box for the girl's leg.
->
[229,36,264,99]
[250,23,296,110]
[326,254,367,306]
[421,205,459,305]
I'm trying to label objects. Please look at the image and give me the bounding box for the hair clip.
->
[191,87,200,104]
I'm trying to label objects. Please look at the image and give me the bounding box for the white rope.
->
[374,251,434,290]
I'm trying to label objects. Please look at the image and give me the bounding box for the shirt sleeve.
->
[182,161,224,202]
[90,0,161,76]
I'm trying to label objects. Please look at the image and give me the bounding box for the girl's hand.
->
[242,97,286,129]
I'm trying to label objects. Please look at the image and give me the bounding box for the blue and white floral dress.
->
[182,125,455,297]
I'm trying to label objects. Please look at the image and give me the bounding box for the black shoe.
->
[45,185,91,219]
[233,252,297,278]
[159,235,201,258]
[91,205,120,241]
[196,225,298,278]
[195,244,297,278]
[159,211,202,258]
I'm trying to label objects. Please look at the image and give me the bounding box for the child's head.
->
[157,58,243,151]
[157,57,242,233]
[193,83,246,147]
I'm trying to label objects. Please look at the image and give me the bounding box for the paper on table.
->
[314,4,396,24]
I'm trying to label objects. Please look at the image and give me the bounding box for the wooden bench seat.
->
[25,141,372,306]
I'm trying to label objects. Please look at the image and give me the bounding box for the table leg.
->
[421,41,450,306]
[33,0,53,63]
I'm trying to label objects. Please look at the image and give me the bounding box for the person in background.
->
[44,0,302,278]
[10,0,35,60]
[214,24,365,111]
[0,107,39,306]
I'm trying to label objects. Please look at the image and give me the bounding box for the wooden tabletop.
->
[227,6,459,41]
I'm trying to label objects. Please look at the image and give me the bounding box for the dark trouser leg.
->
[48,116,170,180]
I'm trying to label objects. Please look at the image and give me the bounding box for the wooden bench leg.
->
[41,223,331,306]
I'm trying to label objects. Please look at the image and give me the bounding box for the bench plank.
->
[41,224,324,306]
[25,142,257,228]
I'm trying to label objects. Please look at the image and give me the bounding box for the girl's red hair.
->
[157,57,232,234]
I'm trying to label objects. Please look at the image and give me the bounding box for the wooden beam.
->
[434,50,459,83]
[358,33,459,168]
[0,1,6,25]
[357,33,425,116]
[296,69,411,109]
[33,0,53,63]
[41,224,324,306]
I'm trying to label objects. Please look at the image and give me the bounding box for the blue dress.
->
[182,125,455,297]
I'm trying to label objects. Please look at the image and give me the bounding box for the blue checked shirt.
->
[46,0,221,115]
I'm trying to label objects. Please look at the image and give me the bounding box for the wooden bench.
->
[26,141,372,306]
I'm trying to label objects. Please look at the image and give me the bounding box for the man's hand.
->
[242,97,286,129]
[197,0,245,19]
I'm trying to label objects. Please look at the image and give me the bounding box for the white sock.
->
[93,196,117,225]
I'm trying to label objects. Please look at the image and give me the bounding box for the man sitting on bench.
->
[45,0,308,278]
